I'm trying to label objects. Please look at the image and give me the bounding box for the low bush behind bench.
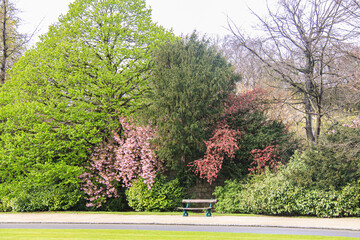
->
[178,199,217,217]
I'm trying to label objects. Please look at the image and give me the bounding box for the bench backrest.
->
[182,199,217,204]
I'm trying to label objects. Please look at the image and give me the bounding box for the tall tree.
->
[3,0,171,158]
[0,0,26,85]
[229,0,360,144]
[0,0,171,211]
[145,32,240,174]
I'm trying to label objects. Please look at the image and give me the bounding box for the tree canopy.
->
[145,32,240,172]
[0,0,172,211]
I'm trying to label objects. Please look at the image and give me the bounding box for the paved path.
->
[0,213,359,231]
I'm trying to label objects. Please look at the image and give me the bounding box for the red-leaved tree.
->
[189,89,268,183]
[80,117,162,207]
[248,145,280,175]
[221,89,266,119]
[189,123,240,184]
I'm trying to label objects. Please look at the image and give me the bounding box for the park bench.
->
[178,199,217,217]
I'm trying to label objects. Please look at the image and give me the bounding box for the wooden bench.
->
[178,199,217,217]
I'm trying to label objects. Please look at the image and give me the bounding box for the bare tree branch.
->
[227,0,360,144]
[0,0,29,85]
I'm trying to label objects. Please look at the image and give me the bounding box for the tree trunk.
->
[304,92,315,144]
[304,48,316,145]
[0,0,8,85]
[315,110,321,144]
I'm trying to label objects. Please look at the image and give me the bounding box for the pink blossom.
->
[343,118,360,129]
[80,117,163,208]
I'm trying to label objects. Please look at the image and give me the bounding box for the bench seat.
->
[182,199,217,204]
[179,199,217,217]
[178,207,213,211]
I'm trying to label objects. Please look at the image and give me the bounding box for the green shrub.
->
[126,176,185,212]
[284,149,359,190]
[276,121,359,191]
[215,119,360,217]
[0,162,84,212]
[336,182,360,217]
[213,179,245,213]
[95,186,129,212]
[215,172,301,215]
[295,184,360,217]
[220,115,298,180]
[214,172,360,217]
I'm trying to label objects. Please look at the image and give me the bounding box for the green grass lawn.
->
[0,229,357,240]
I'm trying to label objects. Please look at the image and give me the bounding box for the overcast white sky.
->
[13,0,270,45]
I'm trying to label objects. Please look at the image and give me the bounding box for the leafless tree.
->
[216,35,305,141]
[229,0,360,145]
[218,35,269,88]
[0,0,28,85]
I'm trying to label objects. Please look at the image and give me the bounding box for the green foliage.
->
[212,179,246,213]
[4,0,171,151]
[0,162,83,212]
[214,172,300,215]
[282,149,358,190]
[337,182,360,216]
[95,187,129,212]
[221,111,297,180]
[0,99,94,183]
[282,120,360,190]
[0,0,172,211]
[215,123,360,217]
[214,173,360,217]
[144,32,239,171]
[126,177,185,212]
[321,121,360,180]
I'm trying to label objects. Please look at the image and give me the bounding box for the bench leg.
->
[206,209,212,217]
[182,210,188,217]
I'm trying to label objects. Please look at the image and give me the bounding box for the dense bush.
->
[282,149,359,190]
[214,123,360,217]
[214,172,360,217]
[93,189,129,212]
[281,120,360,191]
[188,89,298,183]
[0,162,83,212]
[216,91,298,181]
[126,177,185,212]
[214,171,300,215]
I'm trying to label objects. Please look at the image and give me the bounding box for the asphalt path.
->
[1,223,360,238]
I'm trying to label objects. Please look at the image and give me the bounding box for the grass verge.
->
[1,229,357,240]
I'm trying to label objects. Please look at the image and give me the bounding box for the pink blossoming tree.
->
[80,117,162,207]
